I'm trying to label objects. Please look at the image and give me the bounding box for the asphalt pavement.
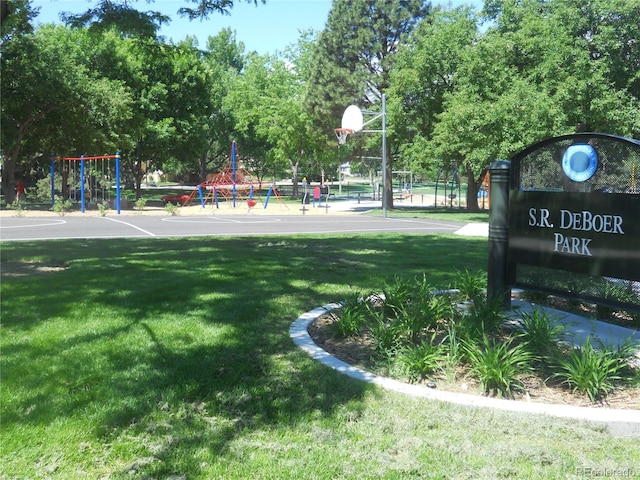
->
[0,202,487,241]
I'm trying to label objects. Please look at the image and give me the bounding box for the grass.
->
[1,233,639,479]
[367,206,490,224]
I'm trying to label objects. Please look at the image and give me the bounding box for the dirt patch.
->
[308,313,640,410]
[1,260,68,278]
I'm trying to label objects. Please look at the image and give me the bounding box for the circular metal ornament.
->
[562,144,598,182]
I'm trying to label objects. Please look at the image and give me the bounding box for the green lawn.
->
[1,234,638,479]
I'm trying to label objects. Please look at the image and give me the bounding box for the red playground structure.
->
[182,141,257,209]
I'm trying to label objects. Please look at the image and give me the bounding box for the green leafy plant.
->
[52,198,73,216]
[464,337,533,397]
[454,268,486,301]
[369,311,402,358]
[551,337,632,402]
[399,334,445,382]
[164,202,180,216]
[454,294,506,343]
[332,292,370,338]
[381,276,415,319]
[97,201,108,217]
[394,292,450,344]
[517,308,567,363]
[134,197,147,213]
[7,200,25,217]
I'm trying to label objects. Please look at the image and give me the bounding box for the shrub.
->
[399,334,446,382]
[517,308,567,363]
[381,276,415,319]
[97,202,108,217]
[52,198,73,216]
[464,337,533,397]
[453,294,506,343]
[395,292,451,344]
[369,311,402,358]
[134,197,146,213]
[551,337,633,402]
[164,202,180,216]
[332,292,370,338]
[454,269,486,301]
[7,200,25,217]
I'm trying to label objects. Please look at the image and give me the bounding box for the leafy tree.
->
[388,5,477,180]
[111,38,215,196]
[194,29,247,181]
[53,0,266,37]
[0,25,130,201]
[306,0,431,209]
[392,0,640,211]
[0,0,35,37]
[227,51,320,195]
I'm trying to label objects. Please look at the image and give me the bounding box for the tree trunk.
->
[1,158,17,204]
[465,167,484,213]
[199,151,208,182]
[289,159,300,197]
[2,110,50,204]
[385,157,394,210]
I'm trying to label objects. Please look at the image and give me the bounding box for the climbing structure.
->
[184,141,257,208]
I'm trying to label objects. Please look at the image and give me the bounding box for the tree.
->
[0,25,131,202]
[306,0,431,209]
[111,38,216,196]
[6,0,267,37]
[388,5,477,180]
[391,0,640,211]
[194,29,247,181]
[226,51,320,196]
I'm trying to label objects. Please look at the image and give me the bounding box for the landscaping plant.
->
[463,337,534,397]
[517,308,568,364]
[553,337,637,402]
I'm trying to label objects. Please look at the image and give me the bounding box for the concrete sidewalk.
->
[509,299,640,356]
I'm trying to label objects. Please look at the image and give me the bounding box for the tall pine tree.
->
[306,0,430,209]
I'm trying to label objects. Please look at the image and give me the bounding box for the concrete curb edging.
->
[290,303,640,438]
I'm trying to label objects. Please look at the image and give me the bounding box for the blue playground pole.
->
[231,141,237,208]
[264,186,272,209]
[214,187,219,208]
[197,186,205,208]
[115,151,121,214]
[80,155,86,213]
[50,155,55,207]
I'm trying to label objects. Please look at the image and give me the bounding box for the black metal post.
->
[487,160,511,309]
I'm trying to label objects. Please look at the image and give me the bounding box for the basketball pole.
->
[339,94,387,217]
[381,93,387,218]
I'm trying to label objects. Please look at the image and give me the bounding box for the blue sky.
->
[32,0,481,55]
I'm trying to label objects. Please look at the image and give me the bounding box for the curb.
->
[290,303,640,438]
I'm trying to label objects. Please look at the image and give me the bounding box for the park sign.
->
[506,133,640,310]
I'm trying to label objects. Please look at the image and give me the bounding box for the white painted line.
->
[100,217,156,236]
[0,219,66,229]
[161,217,282,225]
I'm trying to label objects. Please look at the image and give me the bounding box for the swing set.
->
[50,152,122,214]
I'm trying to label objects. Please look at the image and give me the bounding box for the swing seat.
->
[247,199,257,208]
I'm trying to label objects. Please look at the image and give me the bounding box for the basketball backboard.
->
[341,105,364,132]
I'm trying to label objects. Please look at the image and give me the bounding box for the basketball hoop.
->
[335,128,353,145]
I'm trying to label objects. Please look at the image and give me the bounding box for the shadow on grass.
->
[1,234,487,477]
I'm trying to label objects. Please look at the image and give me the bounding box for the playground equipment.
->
[180,141,255,208]
[50,152,122,214]
[434,168,461,208]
